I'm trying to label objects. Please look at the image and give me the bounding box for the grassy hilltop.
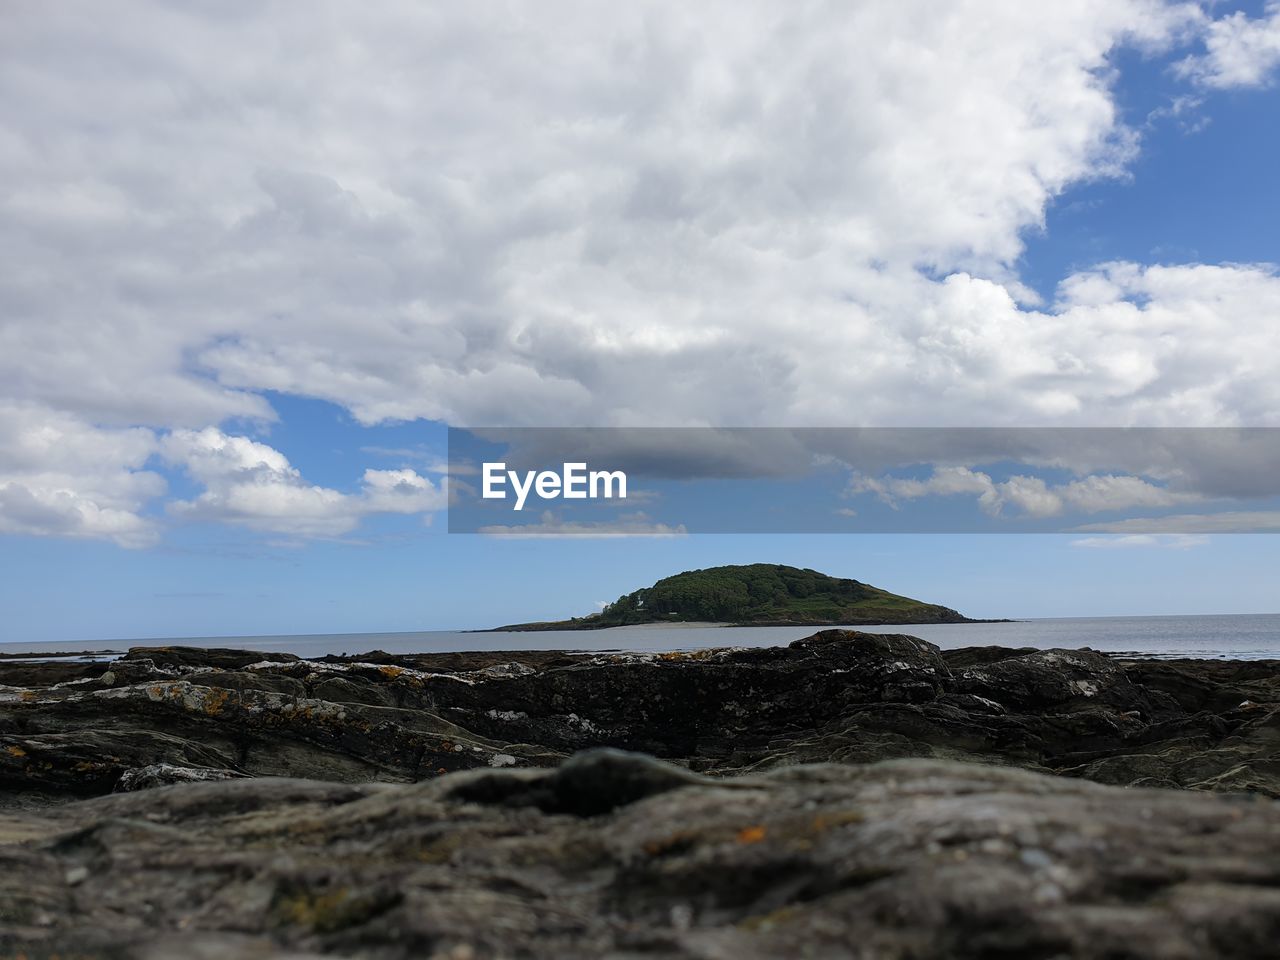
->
[496,563,974,630]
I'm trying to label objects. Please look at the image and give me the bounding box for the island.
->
[493,562,979,630]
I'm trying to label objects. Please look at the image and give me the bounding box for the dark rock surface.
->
[3,632,1280,956]
[3,631,1279,803]
[3,751,1280,958]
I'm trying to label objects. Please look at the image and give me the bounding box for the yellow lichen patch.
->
[656,649,718,662]
[276,887,353,931]
[736,824,767,845]
[19,690,37,702]
[414,833,466,864]
[273,886,400,934]
[739,904,803,932]
[201,687,232,716]
[4,745,26,758]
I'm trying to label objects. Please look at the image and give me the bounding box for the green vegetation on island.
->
[495,563,976,630]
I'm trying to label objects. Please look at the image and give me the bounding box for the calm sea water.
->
[6,613,1280,660]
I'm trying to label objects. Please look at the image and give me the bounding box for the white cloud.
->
[161,427,444,537]
[0,2,1210,427]
[849,463,1195,520]
[1056,473,1196,513]
[1070,533,1209,548]
[991,476,1063,518]
[359,447,454,475]
[360,468,447,515]
[895,263,1280,427]
[4,2,1280,547]
[1178,2,1280,88]
[1075,511,1280,533]
[850,466,995,504]
[478,510,687,538]
[0,402,162,547]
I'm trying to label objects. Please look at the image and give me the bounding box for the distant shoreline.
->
[0,648,122,661]
[4,612,1279,662]
[477,617,1018,633]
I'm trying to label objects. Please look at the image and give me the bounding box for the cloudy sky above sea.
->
[3,2,1280,640]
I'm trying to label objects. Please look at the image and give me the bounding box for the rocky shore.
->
[2,631,1279,957]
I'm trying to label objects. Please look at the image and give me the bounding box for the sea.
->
[5,613,1280,661]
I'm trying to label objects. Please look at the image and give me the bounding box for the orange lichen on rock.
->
[643,829,700,857]
[202,687,232,716]
[656,649,718,662]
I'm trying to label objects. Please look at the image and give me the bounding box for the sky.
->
[3,1,1280,643]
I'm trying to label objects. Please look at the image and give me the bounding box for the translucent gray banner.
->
[447,427,1280,535]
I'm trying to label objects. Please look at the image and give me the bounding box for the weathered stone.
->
[1,752,1279,958]
[2,634,1280,956]
[115,762,249,792]
[2,632,1278,800]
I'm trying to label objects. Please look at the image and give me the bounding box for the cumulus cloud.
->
[1057,473,1198,513]
[161,428,444,537]
[0,2,1211,426]
[849,464,1197,519]
[2,2,1278,546]
[0,403,162,547]
[1178,1,1280,88]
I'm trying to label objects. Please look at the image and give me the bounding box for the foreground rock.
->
[2,632,1278,803]
[1,751,1279,958]
[2,636,1279,957]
